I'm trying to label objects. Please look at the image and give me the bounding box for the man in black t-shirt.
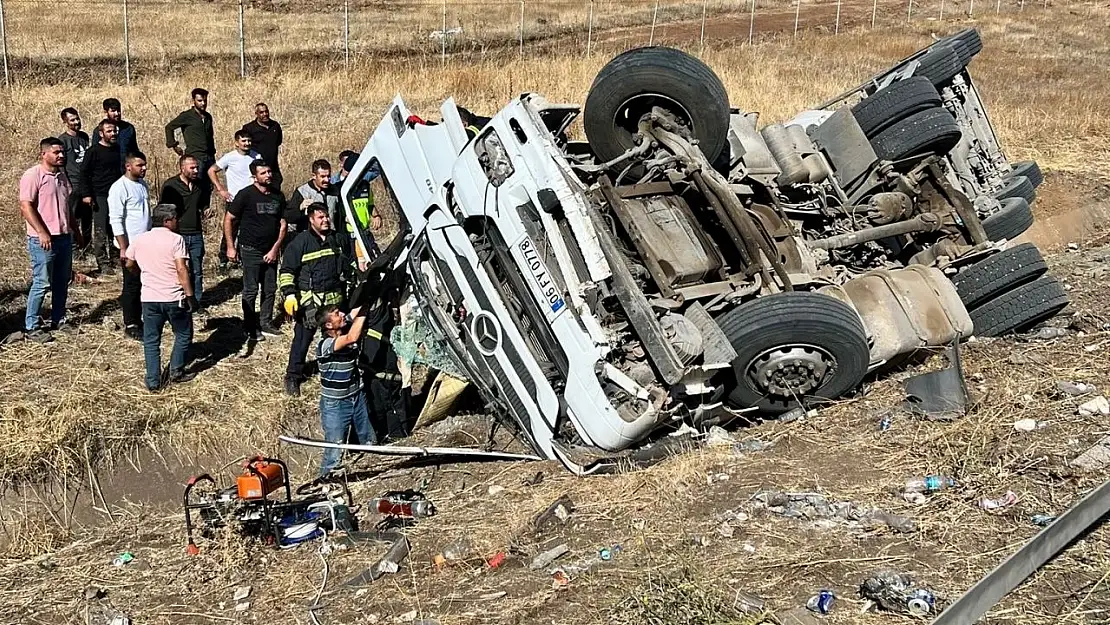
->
[240,103,283,190]
[224,161,286,344]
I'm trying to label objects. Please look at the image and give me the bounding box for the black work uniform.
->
[279,229,350,380]
[360,295,410,440]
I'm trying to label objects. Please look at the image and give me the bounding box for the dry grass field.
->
[1,3,1110,624]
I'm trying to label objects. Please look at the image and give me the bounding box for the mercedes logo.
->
[471,311,502,356]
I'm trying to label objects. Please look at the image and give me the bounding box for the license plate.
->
[518,237,566,319]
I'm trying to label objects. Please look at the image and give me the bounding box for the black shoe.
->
[260,323,282,338]
[25,328,54,344]
[168,369,197,385]
[284,375,302,397]
[252,329,266,343]
[125,325,143,341]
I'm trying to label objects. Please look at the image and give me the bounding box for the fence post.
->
[440,0,446,65]
[237,0,246,78]
[871,0,878,26]
[518,0,524,59]
[834,0,842,33]
[1019,0,1025,9]
[969,0,974,16]
[649,1,659,45]
[995,0,1001,13]
[344,0,350,68]
[939,0,944,19]
[0,0,8,88]
[907,0,913,21]
[793,0,800,39]
[748,0,755,45]
[122,0,130,85]
[699,0,707,54]
[587,0,594,57]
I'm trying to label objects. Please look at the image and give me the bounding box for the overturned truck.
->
[342,30,1068,474]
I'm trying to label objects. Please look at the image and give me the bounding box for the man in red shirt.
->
[19,137,74,343]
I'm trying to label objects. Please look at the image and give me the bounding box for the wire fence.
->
[0,0,1067,86]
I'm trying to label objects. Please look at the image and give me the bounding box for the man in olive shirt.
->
[160,155,209,306]
[225,161,286,344]
[240,103,283,190]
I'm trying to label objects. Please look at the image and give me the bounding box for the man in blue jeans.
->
[19,137,75,343]
[315,304,377,477]
[125,204,201,391]
[160,155,209,307]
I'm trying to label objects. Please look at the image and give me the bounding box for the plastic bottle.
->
[903,476,956,494]
[806,590,835,614]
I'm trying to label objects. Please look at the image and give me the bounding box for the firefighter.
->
[340,152,382,263]
[359,269,411,441]
[279,202,352,396]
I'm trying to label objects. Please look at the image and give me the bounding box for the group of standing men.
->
[20,88,411,474]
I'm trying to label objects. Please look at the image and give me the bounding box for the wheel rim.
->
[615,93,694,137]
[746,344,836,397]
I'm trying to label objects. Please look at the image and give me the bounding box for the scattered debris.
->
[108,614,131,625]
[1031,514,1056,526]
[234,601,250,612]
[533,495,575,532]
[734,589,766,613]
[521,471,545,486]
[434,537,474,568]
[487,485,505,496]
[904,476,956,495]
[598,545,621,561]
[859,571,936,616]
[903,344,969,420]
[1025,326,1069,341]
[1057,380,1096,397]
[751,491,915,532]
[343,532,411,586]
[84,587,103,601]
[979,491,1018,512]
[529,543,569,570]
[1071,436,1110,472]
[779,407,807,423]
[878,411,894,432]
[806,589,835,614]
[717,522,735,538]
[705,426,736,447]
[1077,395,1110,416]
[485,552,507,569]
[233,586,251,602]
[111,552,134,567]
[1013,418,1046,432]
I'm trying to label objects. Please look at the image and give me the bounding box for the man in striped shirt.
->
[315,304,378,476]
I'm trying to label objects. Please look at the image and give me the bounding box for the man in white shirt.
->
[108,151,151,340]
[209,129,260,271]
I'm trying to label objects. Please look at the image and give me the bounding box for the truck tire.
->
[969,274,1069,337]
[1010,160,1044,188]
[994,175,1037,205]
[870,107,962,162]
[944,28,982,66]
[951,243,1048,309]
[912,43,964,86]
[851,76,942,138]
[584,46,731,167]
[982,197,1034,242]
[716,291,870,414]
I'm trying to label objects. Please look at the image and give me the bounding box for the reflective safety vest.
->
[278,230,350,309]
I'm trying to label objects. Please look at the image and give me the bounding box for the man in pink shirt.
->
[19,137,74,343]
[125,204,200,391]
